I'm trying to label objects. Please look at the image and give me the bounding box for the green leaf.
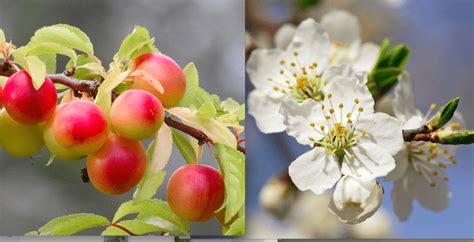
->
[36,53,57,74]
[66,54,106,80]
[27,42,77,65]
[214,143,245,223]
[372,67,401,86]
[428,97,460,130]
[114,26,154,62]
[439,129,474,144]
[27,213,109,236]
[177,63,200,107]
[223,215,245,236]
[221,98,245,120]
[197,101,217,118]
[101,220,167,236]
[95,63,129,118]
[12,53,46,90]
[28,24,94,55]
[387,44,410,68]
[168,107,237,148]
[372,38,391,71]
[133,124,172,203]
[112,199,190,235]
[171,129,196,164]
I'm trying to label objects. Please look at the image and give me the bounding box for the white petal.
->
[280,97,325,145]
[414,171,450,212]
[248,90,285,133]
[321,64,365,85]
[384,148,409,181]
[289,147,341,195]
[325,75,375,119]
[343,143,396,180]
[321,10,360,45]
[403,115,424,130]
[356,113,404,155]
[328,175,383,224]
[246,48,283,91]
[353,42,380,72]
[274,23,296,50]
[287,18,330,73]
[391,170,416,221]
[393,72,420,121]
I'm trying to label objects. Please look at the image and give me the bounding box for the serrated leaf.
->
[223,215,245,236]
[129,69,164,94]
[177,63,199,107]
[12,53,46,90]
[197,101,217,118]
[133,124,172,203]
[28,213,109,236]
[171,129,196,164]
[28,24,93,55]
[112,199,189,235]
[115,26,154,61]
[214,143,245,223]
[168,107,237,148]
[36,53,57,74]
[27,42,77,65]
[101,220,167,236]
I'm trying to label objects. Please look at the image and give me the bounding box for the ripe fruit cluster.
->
[0,53,182,195]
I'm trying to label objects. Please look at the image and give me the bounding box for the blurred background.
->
[245,0,474,239]
[0,0,244,236]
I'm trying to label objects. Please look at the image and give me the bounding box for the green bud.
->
[438,130,474,145]
[427,97,459,130]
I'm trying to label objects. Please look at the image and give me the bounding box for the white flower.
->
[387,72,464,221]
[248,11,380,134]
[328,175,384,224]
[321,10,380,72]
[350,208,393,238]
[247,18,330,133]
[281,69,404,194]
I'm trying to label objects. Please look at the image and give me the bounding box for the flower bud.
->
[438,129,474,145]
[428,97,459,131]
[328,175,383,224]
[259,176,297,220]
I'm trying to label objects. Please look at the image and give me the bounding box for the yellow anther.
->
[321,104,325,110]
[431,170,438,176]
[267,77,273,81]
[303,94,309,99]
[354,98,359,104]
[309,137,315,142]
[285,80,290,84]
[323,79,328,86]
[338,103,344,109]
[451,122,461,129]
[290,62,296,67]
[273,86,279,91]
[320,126,325,131]
[329,108,335,114]
[312,63,318,67]
[438,163,448,169]
[361,130,367,136]
[346,112,352,118]
[296,76,308,90]
[430,182,436,187]
[310,122,315,127]
[430,103,437,110]
[280,60,285,65]
[314,95,322,101]
[327,92,332,99]
[325,115,331,120]
[443,176,449,181]
[292,73,298,78]
[293,51,299,57]
[358,107,364,112]
[280,70,285,75]
[281,90,287,94]
[347,119,353,124]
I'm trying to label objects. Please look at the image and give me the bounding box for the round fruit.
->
[87,134,147,195]
[43,100,108,160]
[0,110,44,157]
[3,70,57,124]
[131,53,186,108]
[111,89,164,141]
[167,164,225,222]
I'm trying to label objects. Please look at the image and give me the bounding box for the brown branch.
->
[109,223,137,236]
[402,125,446,144]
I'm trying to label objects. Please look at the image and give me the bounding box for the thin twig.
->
[109,223,137,236]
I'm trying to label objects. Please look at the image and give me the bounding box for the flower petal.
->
[391,170,416,221]
[280,97,325,145]
[414,171,450,212]
[287,18,330,73]
[325,74,374,119]
[384,147,409,181]
[328,175,383,224]
[274,23,296,50]
[246,48,283,91]
[248,90,285,133]
[321,10,360,46]
[321,64,366,86]
[343,143,396,180]
[356,112,404,155]
[353,42,380,72]
[289,147,341,195]
[393,72,420,121]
